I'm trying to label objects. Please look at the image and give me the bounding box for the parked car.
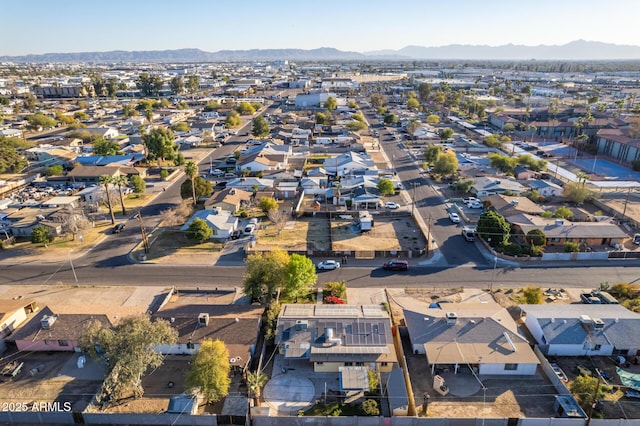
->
[230,230,242,240]
[462,197,480,205]
[384,202,400,209]
[448,212,461,223]
[226,156,237,164]
[210,168,225,177]
[633,233,640,245]
[112,223,126,234]
[243,224,256,235]
[383,260,409,271]
[468,201,483,209]
[317,260,340,270]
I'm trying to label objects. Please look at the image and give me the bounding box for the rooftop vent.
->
[446,312,458,325]
[325,327,342,345]
[555,219,564,226]
[593,318,604,330]
[580,315,592,324]
[40,315,57,329]
[197,313,209,327]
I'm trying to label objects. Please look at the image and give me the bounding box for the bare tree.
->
[267,208,288,235]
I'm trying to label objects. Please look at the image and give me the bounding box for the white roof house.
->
[180,209,238,239]
[323,152,376,177]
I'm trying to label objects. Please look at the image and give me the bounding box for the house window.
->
[355,362,364,366]
[594,345,601,351]
[316,362,323,365]
[58,340,69,346]
[186,342,195,349]
[43,340,50,345]
[381,362,388,367]
[551,238,561,243]
[504,364,518,371]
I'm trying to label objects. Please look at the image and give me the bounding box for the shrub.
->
[324,295,345,305]
[160,169,169,179]
[360,399,380,416]
[502,243,527,257]
[324,281,347,299]
[564,241,580,252]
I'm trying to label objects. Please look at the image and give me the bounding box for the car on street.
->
[383,260,409,271]
[384,202,400,209]
[634,234,640,245]
[468,201,483,209]
[210,168,225,177]
[449,212,461,223]
[317,260,340,270]
[226,156,237,164]
[112,223,126,234]
[462,197,480,205]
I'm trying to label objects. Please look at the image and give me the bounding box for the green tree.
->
[489,153,517,173]
[122,103,137,118]
[180,176,211,202]
[346,120,367,132]
[377,178,395,196]
[407,97,420,110]
[130,175,145,193]
[259,197,278,212]
[243,248,290,301]
[184,161,199,205]
[169,76,184,95]
[136,73,163,97]
[526,229,546,246]
[484,134,502,148]
[55,111,75,125]
[98,175,116,225]
[203,100,221,111]
[315,112,328,125]
[225,110,242,128]
[323,96,337,111]
[569,375,604,412]
[324,281,347,299]
[185,339,230,403]
[564,241,580,252]
[171,122,190,133]
[383,113,398,125]
[26,113,56,130]
[418,82,432,103]
[105,77,119,97]
[553,206,574,219]
[186,218,213,242]
[284,254,317,301]
[236,102,256,115]
[186,75,200,93]
[439,127,454,140]
[93,138,120,156]
[252,116,270,138]
[113,175,129,215]
[563,182,593,204]
[370,94,386,107]
[432,151,458,176]
[45,164,64,176]
[522,287,543,304]
[351,113,364,122]
[143,127,177,167]
[426,114,440,125]
[423,145,442,165]
[79,315,177,402]
[477,210,510,247]
[31,225,54,246]
[246,370,269,406]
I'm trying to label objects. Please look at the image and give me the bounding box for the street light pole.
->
[69,250,78,287]
[489,256,498,293]
[412,183,417,217]
[136,211,150,254]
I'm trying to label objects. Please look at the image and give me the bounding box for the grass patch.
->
[303,403,358,417]
[146,230,223,259]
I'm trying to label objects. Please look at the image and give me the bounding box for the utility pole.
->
[426,214,432,256]
[412,183,417,217]
[136,211,150,254]
[489,256,498,293]
[586,375,601,426]
[622,187,632,221]
[69,250,79,287]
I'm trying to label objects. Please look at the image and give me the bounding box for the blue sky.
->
[3,0,640,55]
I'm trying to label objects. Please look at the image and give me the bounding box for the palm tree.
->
[576,172,590,188]
[113,175,129,216]
[98,175,116,225]
[184,161,198,205]
[246,370,268,406]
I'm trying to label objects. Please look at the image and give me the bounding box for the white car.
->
[243,224,256,235]
[384,202,400,209]
[463,197,480,205]
[468,201,483,209]
[210,168,225,177]
[317,260,341,270]
[449,212,461,223]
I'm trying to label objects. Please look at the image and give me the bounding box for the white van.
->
[462,227,475,242]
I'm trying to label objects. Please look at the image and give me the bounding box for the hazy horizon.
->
[3,0,640,56]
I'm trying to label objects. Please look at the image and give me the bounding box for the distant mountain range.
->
[2,40,640,63]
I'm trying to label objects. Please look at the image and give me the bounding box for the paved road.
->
[366,109,488,266]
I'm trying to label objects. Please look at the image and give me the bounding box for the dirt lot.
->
[141,229,224,264]
[254,217,330,251]
[0,352,103,412]
[331,215,425,252]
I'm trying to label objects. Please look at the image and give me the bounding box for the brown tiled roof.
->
[9,306,111,342]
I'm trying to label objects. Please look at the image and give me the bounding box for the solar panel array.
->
[361,305,387,317]
[315,305,359,317]
[312,345,389,354]
[283,305,314,317]
[343,321,387,346]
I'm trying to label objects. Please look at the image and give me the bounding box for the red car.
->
[383,260,409,271]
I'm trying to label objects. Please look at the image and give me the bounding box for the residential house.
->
[514,165,538,181]
[153,298,262,360]
[300,177,328,196]
[521,304,640,357]
[7,207,63,237]
[323,152,376,177]
[180,209,238,240]
[9,306,111,352]
[484,194,545,217]
[226,177,274,192]
[527,180,563,197]
[404,302,539,376]
[472,176,526,197]
[489,114,521,130]
[274,181,299,199]
[74,153,145,167]
[236,143,290,172]
[24,145,76,167]
[190,121,216,136]
[507,214,628,248]
[66,165,144,186]
[204,188,252,213]
[84,126,119,140]
[294,92,340,108]
[275,304,398,374]
[176,135,202,148]
[0,299,38,354]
